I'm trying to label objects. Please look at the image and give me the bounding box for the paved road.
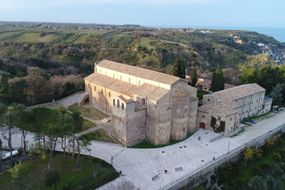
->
[2,111,285,190]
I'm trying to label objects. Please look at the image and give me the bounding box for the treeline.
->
[240,60,285,106]
[0,68,83,106]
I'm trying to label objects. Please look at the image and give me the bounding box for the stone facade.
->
[197,84,273,136]
[85,60,198,146]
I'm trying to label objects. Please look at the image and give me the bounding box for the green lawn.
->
[0,153,118,190]
[131,133,193,148]
[80,129,119,144]
[68,104,107,121]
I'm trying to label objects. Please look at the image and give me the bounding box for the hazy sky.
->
[0,0,284,28]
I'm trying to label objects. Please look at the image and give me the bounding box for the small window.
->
[141,98,146,106]
[108,92,111,97]
[208,99,210,102]
[184,107,188,113]
[113,74,115,78]
[101,89,103,94]
[138,80,141,85]
[121,103,125,110]
[113,99,115,106]
[120,76,122,80]
[129,78,131,83]
[202,115,205,119]
[94,86,96,91]
[117,99,120,107]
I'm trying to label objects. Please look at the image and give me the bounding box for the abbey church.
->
[85,60,198,145]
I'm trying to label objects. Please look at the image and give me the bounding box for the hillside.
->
[0,22,284,105]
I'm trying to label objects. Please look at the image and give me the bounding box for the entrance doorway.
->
[199,122,206,129]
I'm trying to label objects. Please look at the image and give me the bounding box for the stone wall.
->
[112,99,146,146]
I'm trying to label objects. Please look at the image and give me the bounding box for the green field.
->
[0,153,118,190]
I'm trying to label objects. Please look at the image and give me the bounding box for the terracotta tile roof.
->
[214,83,265,101]
[130,83,169,102]
[96,59,180,85]
[198,101,238,116]
[85,73,169,102]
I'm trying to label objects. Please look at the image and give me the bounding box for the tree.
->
[243,147,255,161]
[0,73,9,105]
[44,169,61,190]
[71,111,83,159]
[269,84,285,106]
[211,66,225,92]
[190,67,198,86]
[172,59,186,79]
[8,161,29,188]
[0,104,23,157]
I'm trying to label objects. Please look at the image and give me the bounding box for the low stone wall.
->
[164,123,285,190]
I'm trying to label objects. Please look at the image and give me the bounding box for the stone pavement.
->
[2,111,285,190]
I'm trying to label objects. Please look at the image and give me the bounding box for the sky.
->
[0,0,284,28]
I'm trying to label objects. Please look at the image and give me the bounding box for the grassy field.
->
[0,153,118,190]
[68,104,107,121]
[80,129,119,143]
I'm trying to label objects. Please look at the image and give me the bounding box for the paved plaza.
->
[2,111,285,189]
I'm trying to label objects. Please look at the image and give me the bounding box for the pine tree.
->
[210,66,225,92]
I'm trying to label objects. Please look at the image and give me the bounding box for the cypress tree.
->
[0,74,9,105]
[210,66,225,92]
[190,68,198,86]
[172,59,186,79]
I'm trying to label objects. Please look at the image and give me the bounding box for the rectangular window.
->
[129,78,131,83]
[117,99,120,107]
[94,86,96,91]
[121,103,125,110]
[109,92,111,97]
[113,99,115,106]
[141,98,146,106]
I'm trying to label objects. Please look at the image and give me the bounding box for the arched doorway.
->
[199,122,206,129]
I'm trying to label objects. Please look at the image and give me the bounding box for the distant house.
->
[195,78,235,93]
[197,84,273,136]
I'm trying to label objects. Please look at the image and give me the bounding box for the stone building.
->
[197,84,273,136]
[195,78,235,92]
[85,60,198,146]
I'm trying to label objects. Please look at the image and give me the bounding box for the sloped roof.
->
[214,83,265,101]
[85,73,169,102]
[96,59,180,85]
[130,83,169,102]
